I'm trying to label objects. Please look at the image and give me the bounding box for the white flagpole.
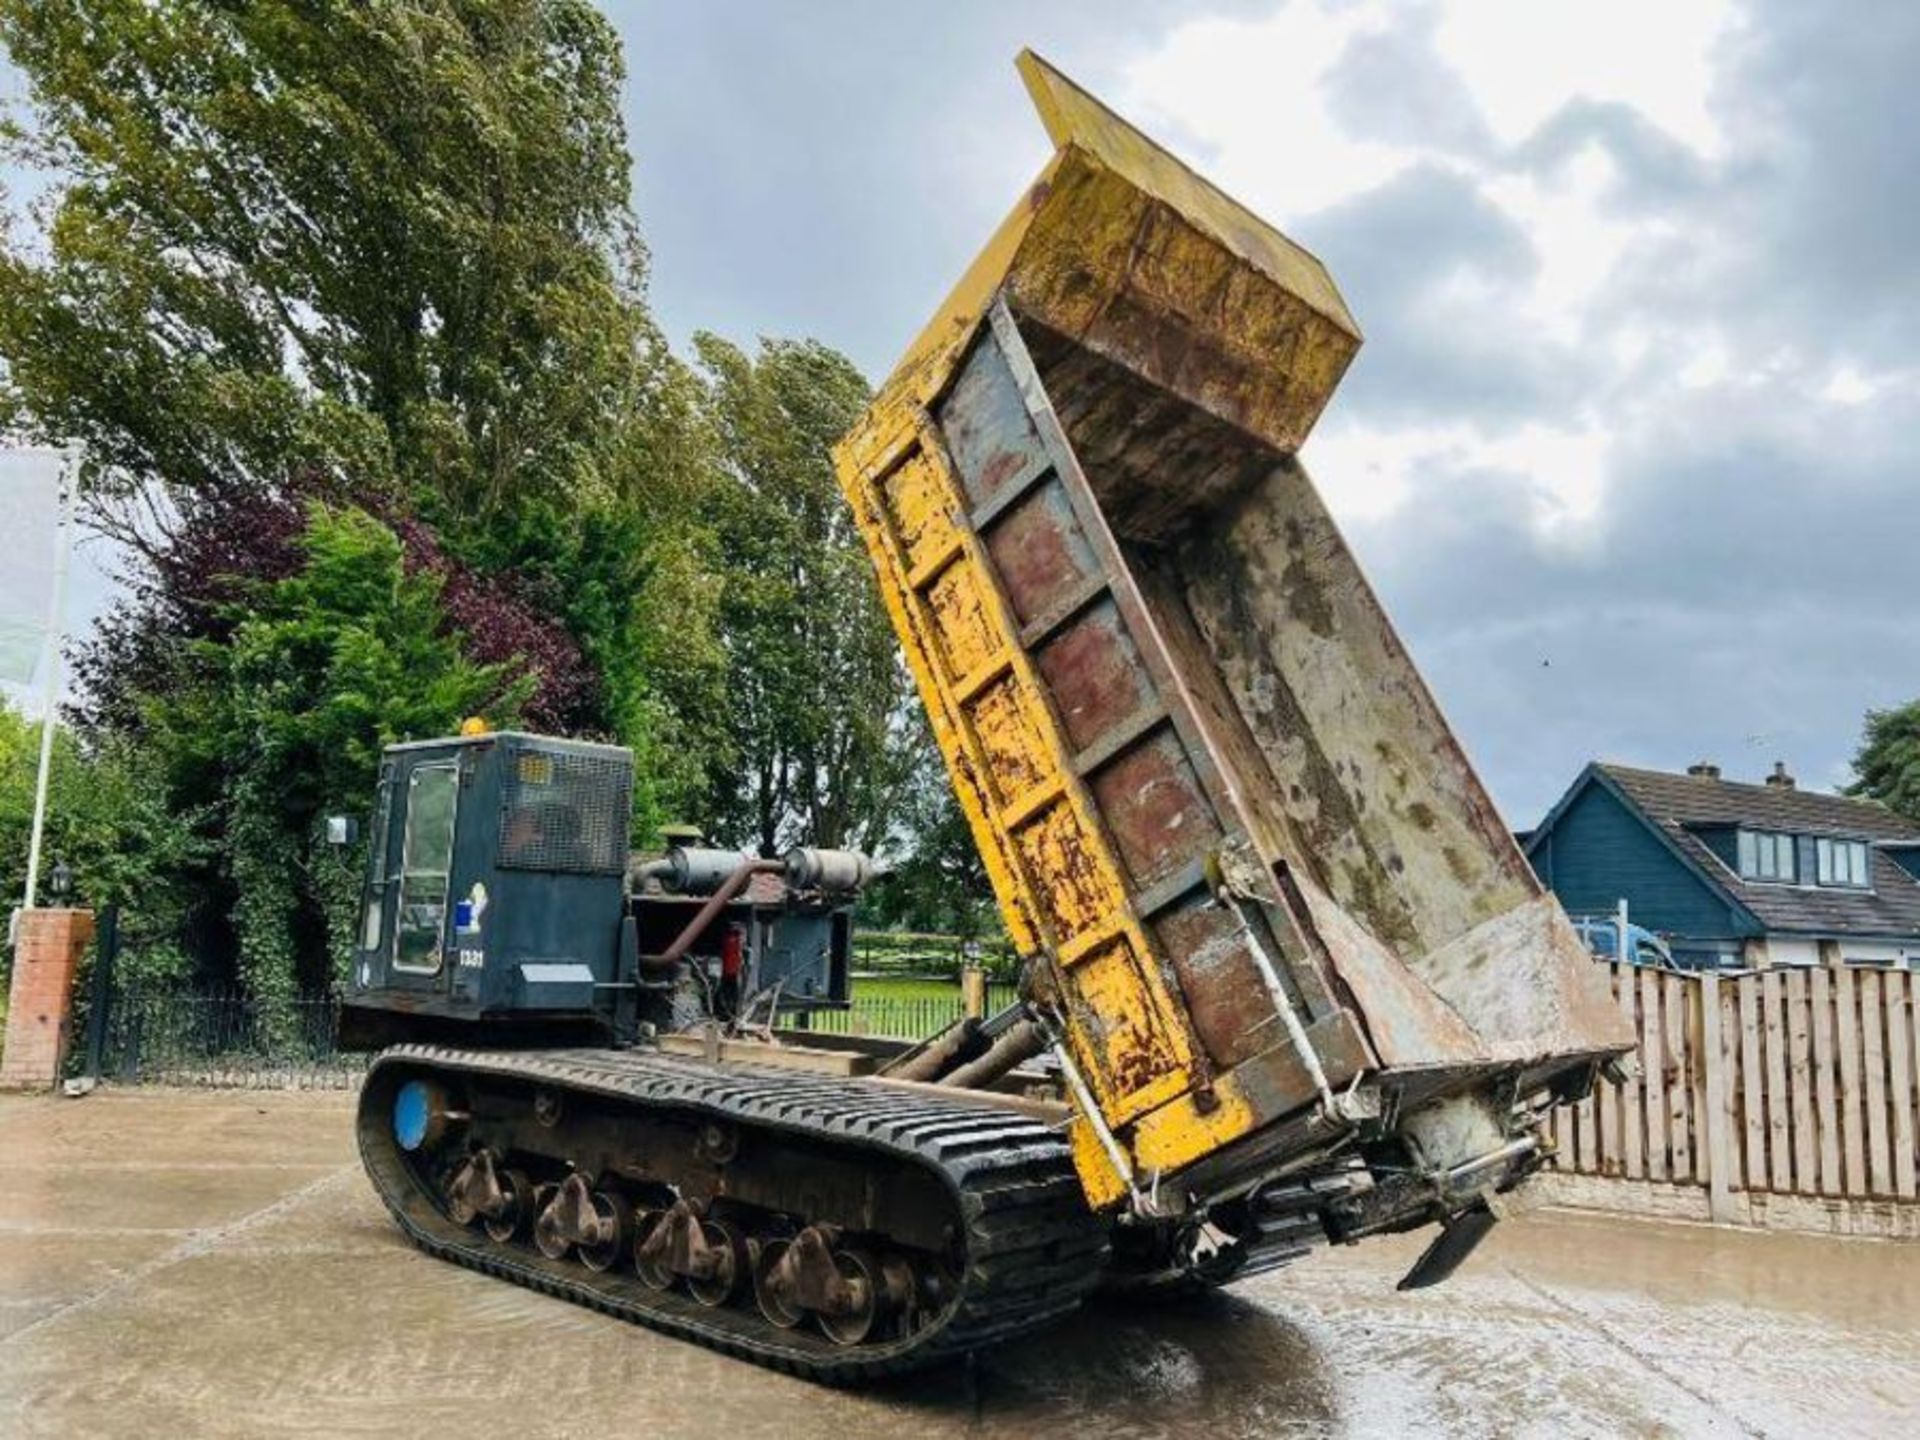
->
[22,453,75,912]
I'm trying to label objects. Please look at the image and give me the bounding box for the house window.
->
[1738,829,1797,882]
[1815,837,1870,888]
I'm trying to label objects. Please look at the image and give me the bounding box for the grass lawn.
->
[848,974,962,1002]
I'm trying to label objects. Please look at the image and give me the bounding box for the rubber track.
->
[357,1045,1109,1383]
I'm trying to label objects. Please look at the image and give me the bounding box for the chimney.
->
[1765,760,1796,790]
[1686,761,1721,779]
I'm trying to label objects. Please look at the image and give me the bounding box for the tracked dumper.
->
[347,51,1633,1382]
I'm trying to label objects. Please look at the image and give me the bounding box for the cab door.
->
[354,755,462,996]
[352,762,399,984]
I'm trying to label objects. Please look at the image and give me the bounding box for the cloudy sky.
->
[8,2,1918,830]
[617,0,1920,826]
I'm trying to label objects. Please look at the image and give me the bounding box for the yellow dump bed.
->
[835,52,1631,1210]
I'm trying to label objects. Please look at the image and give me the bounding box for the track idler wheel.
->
[753,1225,916,1346]
[533,1172,629,1266]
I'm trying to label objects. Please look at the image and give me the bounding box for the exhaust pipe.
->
[641,853,785,973]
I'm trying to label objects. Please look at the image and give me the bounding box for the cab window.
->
[394,763,459,972]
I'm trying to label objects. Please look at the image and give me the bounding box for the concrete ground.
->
[1,1090,1916,1439]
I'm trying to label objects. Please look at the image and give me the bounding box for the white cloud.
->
[1305,415,1605,541]
[1477,145,1639,342]
[1818,365,1907,407]
[1482,420,1609,537]
[1677,337,1731,389]
[1117,3,1408,218]
[1433,0,1736,156]
[1302,418,1462,522]
[1822,368,1874,405]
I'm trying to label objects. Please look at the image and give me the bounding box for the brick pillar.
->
[1,908,95,1090]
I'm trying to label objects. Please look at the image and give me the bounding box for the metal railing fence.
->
[71,907,1015,1085]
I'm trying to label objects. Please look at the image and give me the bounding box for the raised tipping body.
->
[834,52,1631,1214]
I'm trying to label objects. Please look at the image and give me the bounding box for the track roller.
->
[753,1239,805,1329]
[632,1198,748,1305]
[633,1207,674,1290]
[688,1218,749,1308]
[484,1168,535,1244]
[444,1149,535,1244]
[532,1173,630,1267]
[753,1224,916,1347]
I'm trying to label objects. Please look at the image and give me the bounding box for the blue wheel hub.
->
[393,1080,440,1151]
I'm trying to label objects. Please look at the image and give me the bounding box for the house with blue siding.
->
[1524,760,1920,971]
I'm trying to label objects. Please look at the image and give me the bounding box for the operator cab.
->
[338,728,864,1051]
[340,730,633,1048]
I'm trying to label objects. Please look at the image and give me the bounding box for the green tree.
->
[691,333,921,857]
[0,704,204,983]
[0,0,717,775]
[0,0,661,532]
[1852,699,1920,825]
[145,504,523,1029]
[857,725,1002,946]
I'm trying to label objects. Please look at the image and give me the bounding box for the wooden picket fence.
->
[1549,962,1920,1227]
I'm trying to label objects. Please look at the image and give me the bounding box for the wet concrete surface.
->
[1,1089,1916,1438]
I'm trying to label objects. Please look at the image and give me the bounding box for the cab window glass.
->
[394,764,458,972]
[359,770,395,952]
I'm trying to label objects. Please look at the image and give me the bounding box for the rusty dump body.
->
[835,53,1633,1228]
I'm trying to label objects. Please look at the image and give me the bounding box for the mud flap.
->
[1396,1201,1497,1291]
